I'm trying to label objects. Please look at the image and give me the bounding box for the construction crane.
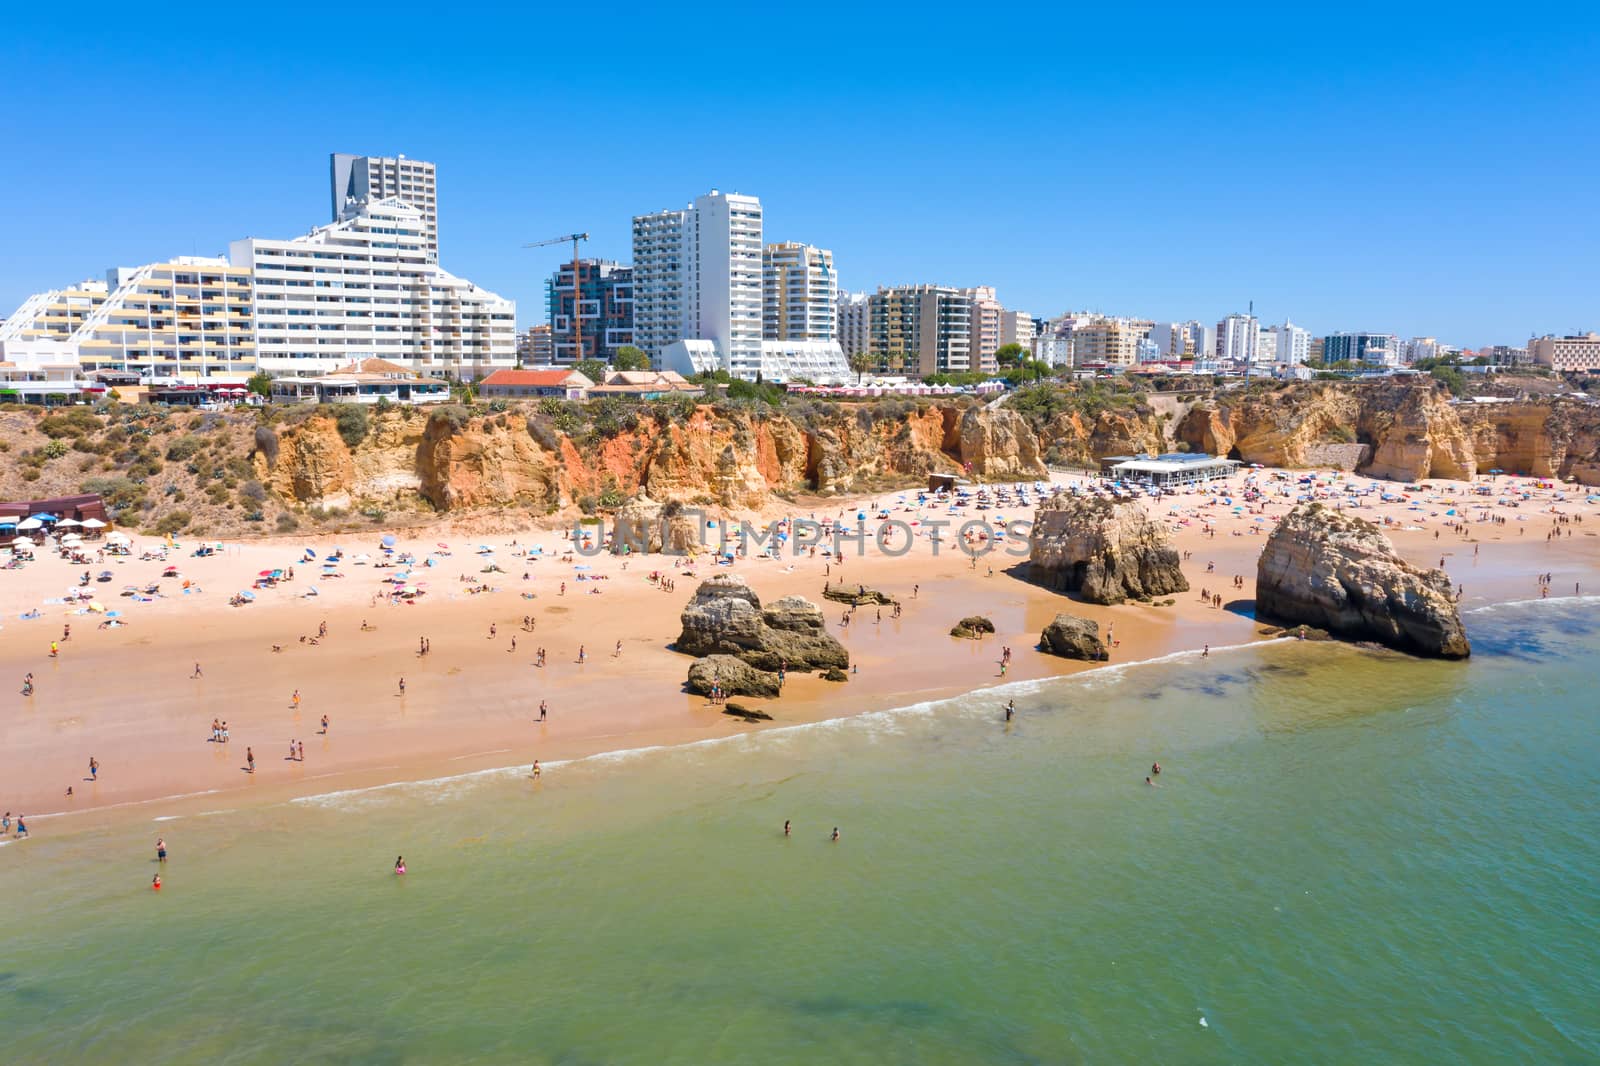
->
[523,233,591,364]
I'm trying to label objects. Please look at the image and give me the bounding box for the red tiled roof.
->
[481,369,587,387]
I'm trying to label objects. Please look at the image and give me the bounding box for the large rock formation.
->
[950,615,996,639]
[1039,613,1109,661]
[1027,495,1189,604]
[676,575,848,673]
[686,655,781,698]
[1255,503,1470,659]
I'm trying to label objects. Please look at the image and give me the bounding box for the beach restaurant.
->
[0,493,109,545]
[1099,453,1241,487]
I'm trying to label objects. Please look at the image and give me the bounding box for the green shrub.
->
[153,511,191,535]
[275,513,300,532]
[333,405,369,447]
[82,476,147,510]
[598,478,627,510]
[165,435,204,462]
[42,438,69,459]
[239,480,268,503]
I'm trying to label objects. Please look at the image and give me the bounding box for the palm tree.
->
[847,350,874,384]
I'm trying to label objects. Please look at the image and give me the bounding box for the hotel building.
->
[229,198,514,378]
[331,153,439,262]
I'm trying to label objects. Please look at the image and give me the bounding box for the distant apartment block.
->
[836,291,870,357]
[635,190,847,383]
[867,285,973,376]
[1323,331,1401,367]
[1000,309,1035,353]
[517,325,554,366]
[331,153,438,262]
[1149,321,1211,359]
[1528,333,1600,372]
[1068,317,1148,369]
[763,243,837,343]
[1215,313,1259,362]
[546,259,633,364]
[1269,321,1311,365]
[230,198,513,378]
[963,286,1003,372]
[1480,343,1529,366]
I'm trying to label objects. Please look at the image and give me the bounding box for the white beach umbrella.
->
[16,518,43,531]
[80,518,107,529]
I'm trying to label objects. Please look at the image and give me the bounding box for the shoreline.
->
[3,466,1597,838]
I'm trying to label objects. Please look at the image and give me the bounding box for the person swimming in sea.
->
[784,820,791,837]
[1151,762,1161,776]
[1005,700,1015,722]
[830,827,840,842]
[395,856,407,875]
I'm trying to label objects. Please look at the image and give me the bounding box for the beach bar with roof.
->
[1099,453,1241,487]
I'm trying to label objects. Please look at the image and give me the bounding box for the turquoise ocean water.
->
[2,600,1597,1064]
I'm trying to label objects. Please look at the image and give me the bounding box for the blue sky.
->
[2,2,1596,345]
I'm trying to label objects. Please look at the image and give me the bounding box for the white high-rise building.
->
[331,153,438,262]
[637,190,848,383]
[1148,320,1212,359]
[836,291,870,357]
[1256,328,1278,363]
[963,286,1003,373]
[763,242,837,342]
[1216,313,1259,362]
[230,198,514,378]
[1269,321,1312,365]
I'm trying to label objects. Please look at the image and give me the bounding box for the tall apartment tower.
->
[1000,309,1035,353]
[331,153,438,262]
[630,207,688,364]
[763,242,837,342]
[836,292,870,357]
[685,190,765,378]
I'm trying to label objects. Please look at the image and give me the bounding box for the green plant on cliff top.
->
[332,404,369,447]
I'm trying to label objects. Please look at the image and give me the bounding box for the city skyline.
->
[3,4,1596,346]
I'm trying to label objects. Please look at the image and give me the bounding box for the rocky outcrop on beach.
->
[1255,503,1471,659]
[950,615,996,639]
[686,655,780,698]
[958,407,1048,478]
[823,584,896,606]
[608,495,702,555]
[1038,613,1110,661]
[676,575,848,673]
[1027,496,1189,604]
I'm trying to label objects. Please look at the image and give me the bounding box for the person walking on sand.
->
[539,700,548,722]
[297,740,305,762]
[398,677,406,695]
[531,760,541,780]
[88,757,98,781]
[291,690,300,710]
[157,837,167,863]
[246,748,256,774]
[192,662,202,678]
[614,640,623,658]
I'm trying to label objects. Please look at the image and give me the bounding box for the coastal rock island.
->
[1027,495,1189,604]
[677,575,848,679]
[1255,503,1471,659]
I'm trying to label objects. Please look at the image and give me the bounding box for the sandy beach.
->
[3,467,1597,831]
